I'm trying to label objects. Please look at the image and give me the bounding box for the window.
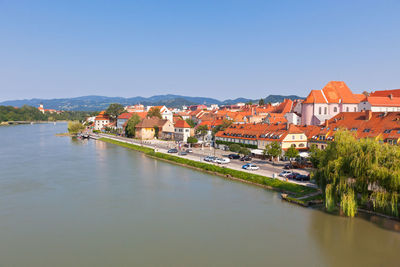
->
[292,135,295,140]
[324,107,327,114]
[319,107,322,114]
[346,107,349,112]
[351,128,358,131]
[334,107,338,112]
[363,129,371,133]
[384,129,392,133]
[354,107,357,112]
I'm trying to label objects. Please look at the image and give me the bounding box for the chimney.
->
[324,119,329,128]
[389,94,393,100]
[365,109,372,120]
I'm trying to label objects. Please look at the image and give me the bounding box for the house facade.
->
[94,111,111,131]
[174,120,192,142]
[135,118,174,140]
[301,81,363,125]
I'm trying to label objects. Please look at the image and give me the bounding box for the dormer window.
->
[363,129,371,133]
[384,129,392,133]
[351,128,358,131]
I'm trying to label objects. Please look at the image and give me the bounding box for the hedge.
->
[215,140,258,149]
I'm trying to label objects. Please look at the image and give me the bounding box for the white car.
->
[242,163,259,170]
[279,170,292,177]
[215,158,230,164]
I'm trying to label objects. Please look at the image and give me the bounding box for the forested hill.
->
[0,105,95,122]
[0,94,304,111]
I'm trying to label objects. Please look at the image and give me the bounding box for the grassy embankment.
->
[99,137,318,198]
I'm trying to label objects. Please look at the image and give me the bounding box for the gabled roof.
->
[136,117,168,128]
[174,120,191,128]
[303,81,360,104]
[95,111,110,120]
[370,89,400,97]
[364,96,400,107]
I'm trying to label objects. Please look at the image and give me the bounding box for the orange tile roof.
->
[95,111,110,120]
[174,120,191,128]
[364,96,400,107]
[370,89,400,97]
[303,81,360,104]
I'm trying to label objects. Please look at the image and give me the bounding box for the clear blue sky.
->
[1,0,399,101]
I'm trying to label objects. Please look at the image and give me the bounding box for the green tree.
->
[154,126,159,138]
[105,103,124,121]
[313,130,400,217]
[246,101,253,105]
[187,136,198,144]
[125,113,141,138]
[212,119,232,135]
[185,118,196,128]
[68,121,85,134]
[267,141,282,163]
[239,147,251,156]
[285,146,299,161]
[196,125,209,138]
[147,107,162,119]
[259,98,265,106]
[229,144,241,153]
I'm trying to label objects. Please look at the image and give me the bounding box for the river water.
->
[0,123,399,266]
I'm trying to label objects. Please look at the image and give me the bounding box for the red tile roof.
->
[370,89,400,97]
[364,96,400,107]
[174,120,191,128]
[303,81,360,104]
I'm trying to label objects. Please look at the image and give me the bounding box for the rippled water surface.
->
[0,123,399,266]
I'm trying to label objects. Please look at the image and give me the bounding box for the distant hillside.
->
[0,94,304,111]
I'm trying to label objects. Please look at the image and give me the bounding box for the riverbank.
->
[99,137,318,198]
[0,120,68,126]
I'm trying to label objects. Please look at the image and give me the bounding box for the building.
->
[174,120,192,142]
[301,81,364,125]
[359,89,400,112]
[117,112,148,129]
[94,111,111,131]
[148,106,173,122]
[38,104,59,114]
[308,110,400,149]
[135,117,175,140]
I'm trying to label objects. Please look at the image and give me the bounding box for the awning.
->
[299,152,310,158]
[251,149,264,155]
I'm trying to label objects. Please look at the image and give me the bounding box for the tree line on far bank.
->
[0,105,97,122]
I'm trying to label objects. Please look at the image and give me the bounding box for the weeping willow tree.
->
[313,130,400,217]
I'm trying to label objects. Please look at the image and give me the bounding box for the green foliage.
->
[154,126,159,138]
[0,105,92,122]
[216,140,257,149]
[68,121,85,134]
[105,103,124,120]
[147,107,162,119]
[313,130,400,217]
[267,141,282,160]
[185,118,196,128]
[258,98,265,105]
[212,119,232,135]
[100,137,317,197]
[125,113,141,138]
[196,125,209,137]
[229,144,241,153]
[239,147,251,156]
[187,136,198,144]
[285,146,299,159]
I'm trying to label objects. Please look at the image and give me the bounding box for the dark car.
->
[178,151,187,156]
[228,154,240,159]
[240,156,252,161]
[286,172,300,179]
[167,148,178,153]
[295,174,310,181]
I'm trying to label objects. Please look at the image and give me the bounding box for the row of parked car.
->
[279,170,310,181]
[167,148,193,155]
[203,156,230,164]
[227,154,252,161]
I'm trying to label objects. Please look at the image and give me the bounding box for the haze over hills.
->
[0,94,304,111]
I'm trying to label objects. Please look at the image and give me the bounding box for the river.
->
[0,123,399,266]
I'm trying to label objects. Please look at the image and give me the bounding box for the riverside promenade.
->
[95,133,317,189]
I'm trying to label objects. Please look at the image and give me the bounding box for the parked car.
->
[286,172,300,179]
[178,151,187,156]
[240,156,252,161]
[185,149,193,153]
[168,148,178,153]
[242,163,259,170]
[294,174,310,181]
[228,154,240,159]
[279,170,292,177]
[204,156,217,162]
[215,158,230,164]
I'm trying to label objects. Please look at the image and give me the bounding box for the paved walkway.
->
[95,133,317,188]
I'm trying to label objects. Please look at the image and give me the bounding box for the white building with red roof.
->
[174,120,192,142]
[359,89,400,112]
[94,111,111,131]
[301,81,364,125]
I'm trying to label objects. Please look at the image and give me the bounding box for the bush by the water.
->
[68,121,85,134]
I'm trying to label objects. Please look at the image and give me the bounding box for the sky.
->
[1,0,400,101]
